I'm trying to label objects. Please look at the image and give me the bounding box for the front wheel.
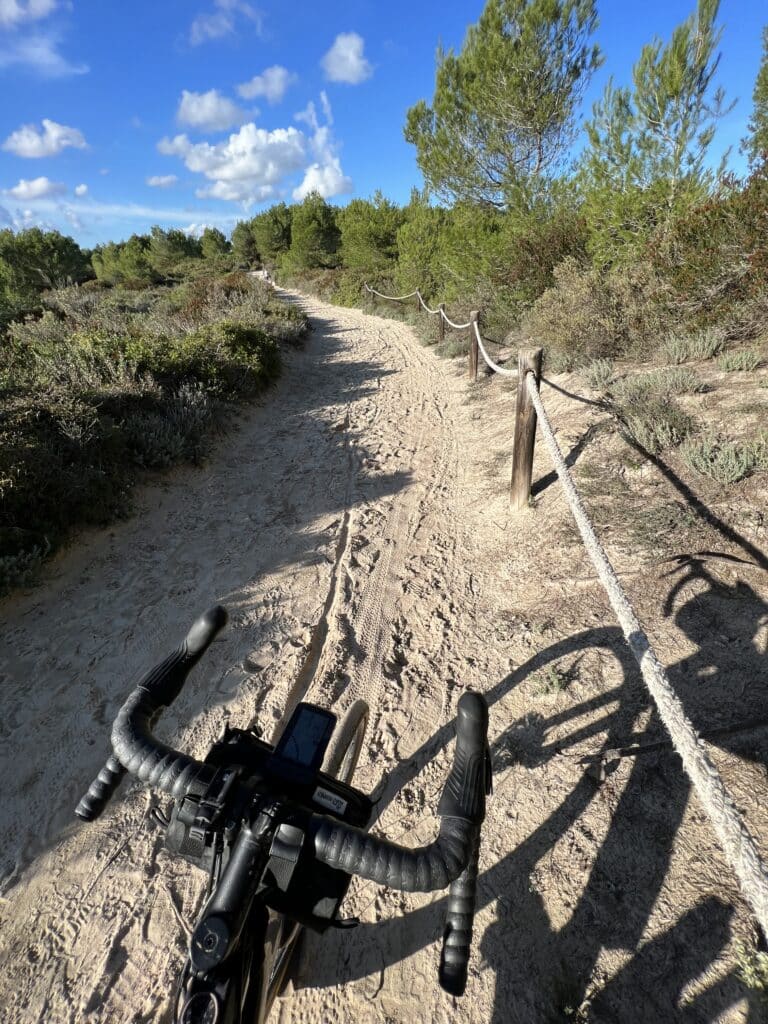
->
[323,700,369,784]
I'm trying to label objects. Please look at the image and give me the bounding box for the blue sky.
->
[0,0,764,245]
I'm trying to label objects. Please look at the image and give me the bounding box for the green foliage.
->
[661,327,724,363]
[717,348,762,372]
[681,433,768,483]
[651,160,768,333]
[522,256,666,361]
[92,234,158,287]
[231,219,260,266]
[338,192,404,275]
[148,226,202,277]
[618,397,695,453]
[394,191,451,298]
[581,0,730,267]
[0,273,303,587]
[250,202,293,264]
[285,192,340,270]
[200,227,231,260]
[404,0,601,208]
[743,26,768,166]
[0,227,90,326]
[610,366,705,403]
[580,358,614,391]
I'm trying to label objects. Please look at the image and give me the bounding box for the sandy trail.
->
[1,293,767,1023]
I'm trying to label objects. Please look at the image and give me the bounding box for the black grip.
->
[109,606,228,798]
[75,754,127,821]
[437,691,489,824]
[138,605,228,707]
[439,825,481,996]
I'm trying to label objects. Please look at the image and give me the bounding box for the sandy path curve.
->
[1,293,764,1024]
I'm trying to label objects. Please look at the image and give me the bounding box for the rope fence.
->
[364,277,768,940]
[527,371,768,938]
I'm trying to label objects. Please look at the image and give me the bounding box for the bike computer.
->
[272,703,336,773]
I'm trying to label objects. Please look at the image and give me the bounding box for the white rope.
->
[441,308,473,330]
[417,291,442,316]
[364,283,419,301]
[525,371,768,937]
[473,320,517,378]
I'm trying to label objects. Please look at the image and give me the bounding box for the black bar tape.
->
[439,825,481,996]
[109,606,227,797]
[311,815,476,892]
[75,754,127,821]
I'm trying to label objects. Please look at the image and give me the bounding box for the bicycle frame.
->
[175,899,301,1024]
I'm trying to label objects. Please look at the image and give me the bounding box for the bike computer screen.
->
[273,703,336,772]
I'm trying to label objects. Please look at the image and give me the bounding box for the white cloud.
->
[293,159,351,201]
[182,222,214,238]
[237,65,296,104]
[62,204,84,230]
[177,89,247,133]
[190,0,262,46]
[2,118,87,158]
[0,204,12,226]
[292,93,352,200]
[146,174,178,188]
[0,0,57,28]
[158,123,306,206]
[0,32,88,77]
[319,90,333,125]
[3,175,66,199]
[74,183,88,196]
[321,32,372,84]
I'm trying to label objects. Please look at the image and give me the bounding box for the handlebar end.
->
[437,691,489,824]
[185,605,228,656]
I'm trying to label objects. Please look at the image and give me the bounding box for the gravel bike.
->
[76,606,491,1023]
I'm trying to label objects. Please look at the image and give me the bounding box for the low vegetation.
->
[0,268,307,594]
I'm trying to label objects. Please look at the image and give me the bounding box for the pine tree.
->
[744,26,768,166]
[582,0,731,266]
[404,0,601,209]
[287,193,339,270]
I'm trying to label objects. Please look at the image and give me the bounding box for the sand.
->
[1,292,767,1023]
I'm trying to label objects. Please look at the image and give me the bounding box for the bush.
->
[610,367,705,404]
[652,161,768,336]
[581,358,614,391]
[680,434,768,484]
[616,397,694,453]
[717,348,762,372]
[0,272,300,587]
[661,328,725,363]
[522,257,667,362]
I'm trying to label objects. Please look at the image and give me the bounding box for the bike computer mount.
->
[164,704,371,880]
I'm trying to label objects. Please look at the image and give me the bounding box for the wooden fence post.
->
[416,290,421,313]
[510,347,543,511]
[438,303,445,341]
[468,310,479,381]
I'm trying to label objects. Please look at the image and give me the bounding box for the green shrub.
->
[522,257,667,362]
[717,348,762,372]
[0,272,296,590]
[581,358,613,391]
[610,367,704,404]
[618,397,694,453]
[680,433,768,484]
[662,328,725,364]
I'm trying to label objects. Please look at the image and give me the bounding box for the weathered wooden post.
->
[416,290,421,313]
[468,310,480,381]
[510,347,543,511]
[438,303,445,341]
